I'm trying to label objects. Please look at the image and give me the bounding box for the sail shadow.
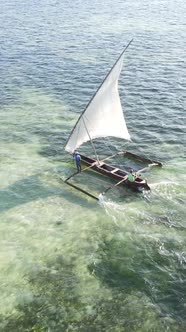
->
[0,175,62,213]
[0,174,99,213]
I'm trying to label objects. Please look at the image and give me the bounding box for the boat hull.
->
[80,154,151,192]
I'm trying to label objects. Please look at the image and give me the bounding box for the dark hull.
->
[80,154,151,192]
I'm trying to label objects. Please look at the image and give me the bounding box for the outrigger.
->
[64,151,162,201]
[64,40,162,200]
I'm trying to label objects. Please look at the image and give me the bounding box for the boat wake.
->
[98,193,125,210]
[98,193,127,225]
[149,181,179,199]
[98,181,185,232]
[149,180,177,189]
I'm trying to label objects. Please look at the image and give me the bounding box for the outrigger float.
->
[64,40,162,200]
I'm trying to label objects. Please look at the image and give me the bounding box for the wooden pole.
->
[64,171,79,182]
[65,181,99,201]
[136,163,159,175]
[102,175,128,195]
[80,151,126,174]
[82,116,100,164]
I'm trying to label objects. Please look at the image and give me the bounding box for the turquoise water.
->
[0,0,185,331]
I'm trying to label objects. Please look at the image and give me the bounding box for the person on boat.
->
[74,151,81,173]
[127,169,136,182]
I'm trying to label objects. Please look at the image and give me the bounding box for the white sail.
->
[65,49,131,154]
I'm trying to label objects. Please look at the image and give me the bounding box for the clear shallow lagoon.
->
[0,0,185,331]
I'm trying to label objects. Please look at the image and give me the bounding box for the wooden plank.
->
[80,160,98,173]
[102,175,128,195]
[111,168,119,173]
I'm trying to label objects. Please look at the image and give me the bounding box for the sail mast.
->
[82,116,100,163]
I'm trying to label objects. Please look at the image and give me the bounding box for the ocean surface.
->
[0,0,185,331]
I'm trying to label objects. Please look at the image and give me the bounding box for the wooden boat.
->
[79,154,151,192]
[64,40,162,200]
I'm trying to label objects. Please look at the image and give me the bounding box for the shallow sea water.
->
[0,0,185,331]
